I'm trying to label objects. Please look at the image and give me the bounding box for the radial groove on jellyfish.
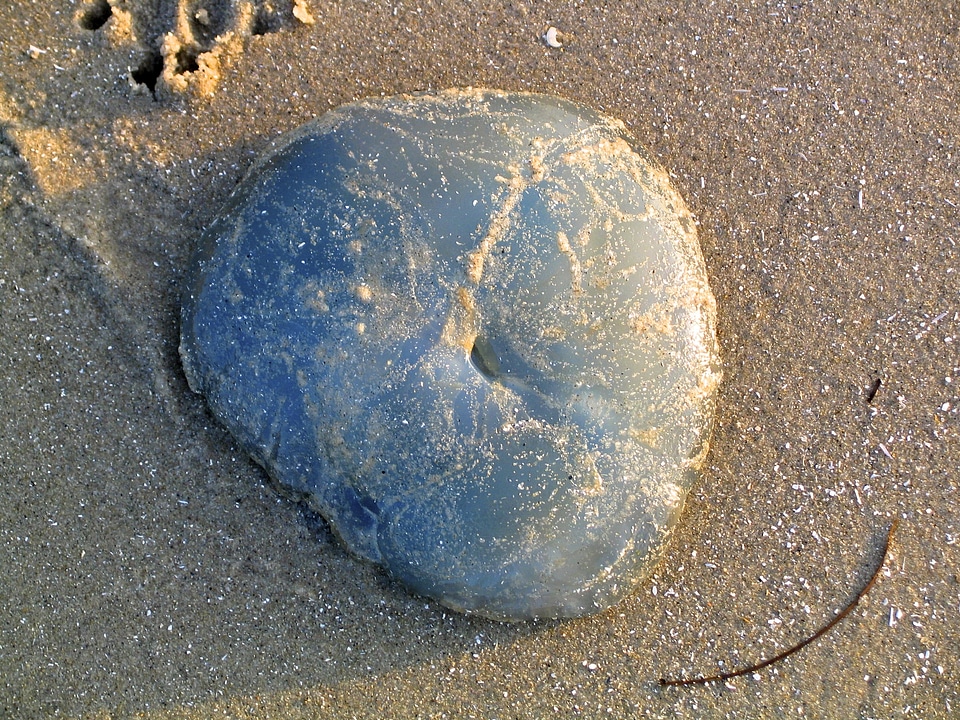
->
[180,88,721,620]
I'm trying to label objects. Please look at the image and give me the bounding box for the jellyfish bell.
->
[180,88,721,620]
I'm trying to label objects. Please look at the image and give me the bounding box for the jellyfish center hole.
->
[470,334,501,380]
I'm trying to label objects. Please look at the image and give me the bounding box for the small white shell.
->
[543,26,563,49]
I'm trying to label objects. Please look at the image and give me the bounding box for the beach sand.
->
[1,1,957,717]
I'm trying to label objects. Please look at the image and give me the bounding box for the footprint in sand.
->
[75,0,316,98]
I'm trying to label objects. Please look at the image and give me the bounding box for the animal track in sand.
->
[75,0,315,98]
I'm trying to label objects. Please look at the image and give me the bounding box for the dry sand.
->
[1,1,957,718]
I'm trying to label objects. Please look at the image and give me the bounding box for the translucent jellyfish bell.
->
[180,89,721,620]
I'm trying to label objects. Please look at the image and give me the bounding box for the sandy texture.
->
[1,1,957,717]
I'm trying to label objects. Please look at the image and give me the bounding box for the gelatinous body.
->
[180,89,720,620]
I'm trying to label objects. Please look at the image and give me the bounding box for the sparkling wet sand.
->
[1,2,957,717]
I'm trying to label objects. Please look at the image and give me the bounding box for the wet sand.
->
[1,1,957,717]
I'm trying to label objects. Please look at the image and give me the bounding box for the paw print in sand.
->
[75,0,315,98]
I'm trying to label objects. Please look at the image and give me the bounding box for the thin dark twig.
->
[660,518,899,688]
[866,378,882,404]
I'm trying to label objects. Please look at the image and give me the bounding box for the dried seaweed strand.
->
[660,518,899,688]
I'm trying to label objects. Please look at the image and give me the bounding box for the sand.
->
[1,1,957,718]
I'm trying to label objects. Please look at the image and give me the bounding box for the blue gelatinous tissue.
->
[180,89,721,620]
